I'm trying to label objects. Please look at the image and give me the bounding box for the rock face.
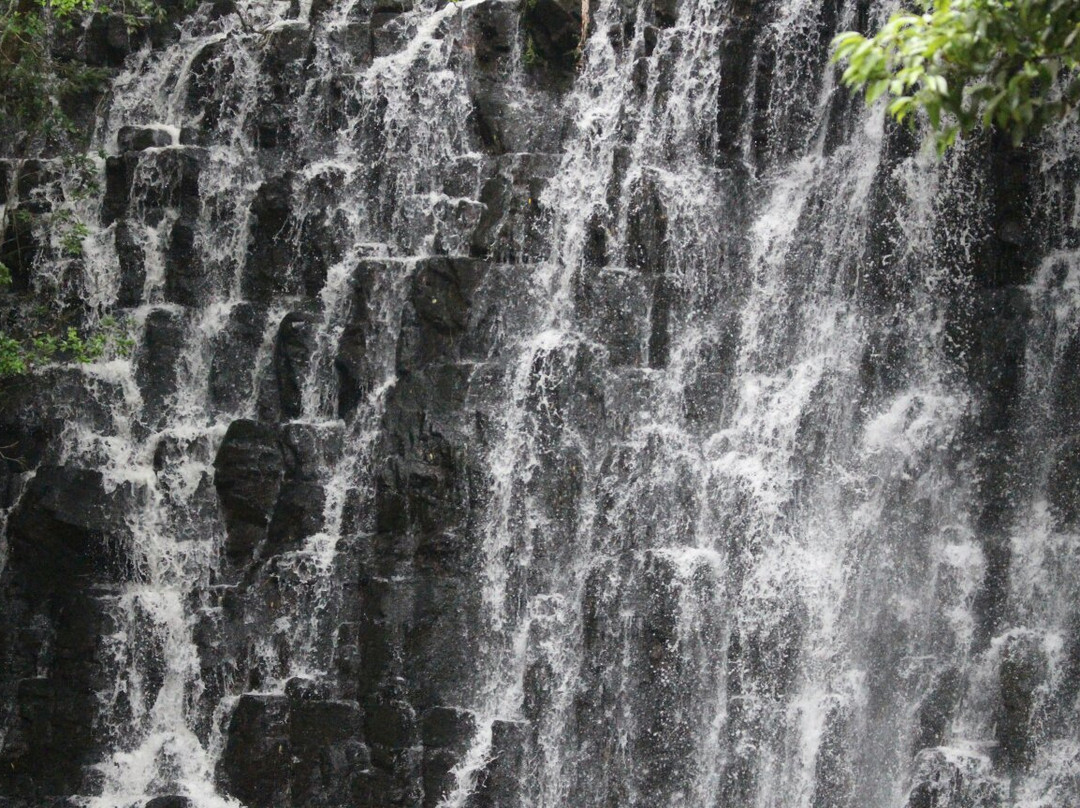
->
[2,0,1080,807]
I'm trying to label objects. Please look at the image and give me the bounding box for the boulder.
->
[905,747,1005,808]
[626,171,667,274]
[164,218,208,306]
[422,707,477,808]
[213,420,284,561]
[135,308,186,426]
[144,796,193,808]
[467,720,527,808]
[85,12,141,67]
[7,465,135,594]
[242,175,299,301]
[520,0,581,79]
[218,694,291,808]
[996,633,1048,772]
[115,220,146,307]
[117,126,174,152]
[273,310,319,419]
[397,257,486,372]
[209,303,267,413]
[290,698,369,806]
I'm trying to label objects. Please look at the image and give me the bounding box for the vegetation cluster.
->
[832,0,1080,152]
[0,0,162,377]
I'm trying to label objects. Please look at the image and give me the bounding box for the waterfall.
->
[2,0,1079,806]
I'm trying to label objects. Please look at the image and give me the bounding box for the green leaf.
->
[830,0,1080,155]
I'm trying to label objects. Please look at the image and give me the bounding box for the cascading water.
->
[2,0,1080,806]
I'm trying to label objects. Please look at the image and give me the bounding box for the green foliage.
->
[0,0,167,152]
[522,33,542,68]
[0,314,135,377]
[831,0,1080,153]
[1,0,103,150]
[0,2,163,379]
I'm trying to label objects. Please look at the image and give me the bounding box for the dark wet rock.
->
[995,633,1048,772]
[469,155,555,262]
[712,0,773,156]
[972,532,1012,654]
[0,491,115,802]
[1048,436,1080,530]
[206,0,238,20]
[209,303,267,413]
[273,310,319,420]
[905,747,1005,808]
[858,325,909,403]
[651,0,678,27]
[583,212,610,269]
[372,13,417,58]
[255,26,311,148]
[810,706,852,808]
[144,796,193,808]
[289,697,369,807]
[0,370,119,477]
[682,321,739,428]
[85,13,142,67]
[576,268,650,366]
[398,257,486,371]
[185,41,233,135]
[975,138,1036,289]
[334,259,383,419]
[266,425,331,544]
[730,603,805,700]
[373,429,473,545]
[243,175,299,301]
[218,694,292,808]
[267,479,324,549]
[135,307,187,426]
[422,706,476,750]
[461,0,515,70]
[284,676,334,702]
[968,288,1030,438]
[13,160,56,212]
[103,154,138,225]
[298,206,345,297]
[365,697,419,769]
[468,720,528,808]
[164,218,209,306]
[115,220,146,307]
[466,79,566,155]
[626,171,667,273]
[1051,327,1080,432]
[7,466,135,594]
[213,420,284,561]
[626,551,699,803]
[0,668,102,798]
[104,148,202,229]
[280,422,343,481]
[647,274,675,368]
[914,668,962,751]
[117,126,174,153]
[520,0,581,80]
[422,707,476,808]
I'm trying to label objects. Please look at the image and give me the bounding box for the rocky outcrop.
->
[0,466,135,800]
[3,0,1080,806]
[214,419,285,561]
